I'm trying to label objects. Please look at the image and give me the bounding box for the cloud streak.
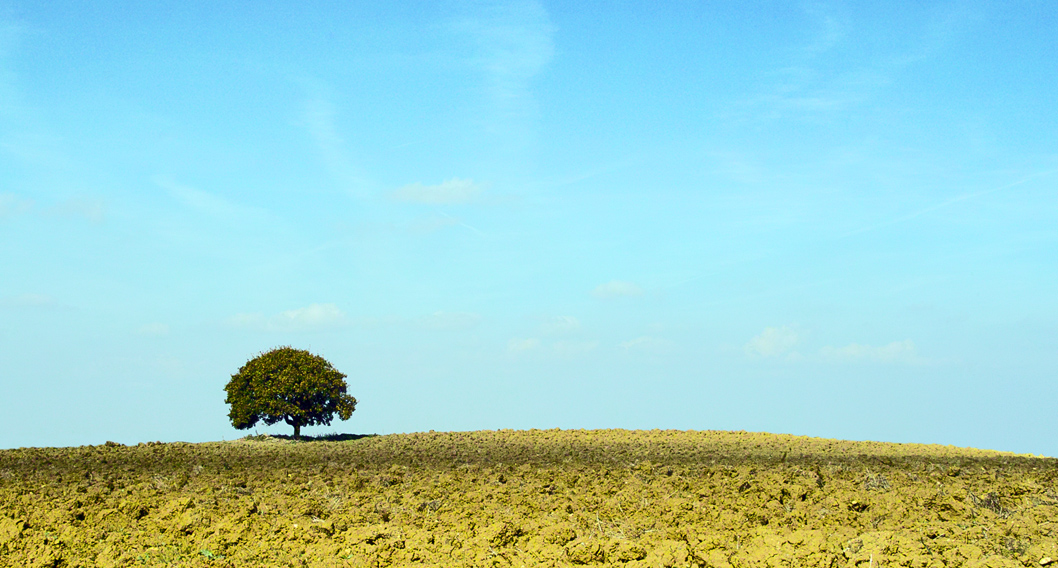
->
[302,94,371,197]
[841,168,1058,238]
[723,4,979,126]
[155,176,263,221]
[392,178,485,205]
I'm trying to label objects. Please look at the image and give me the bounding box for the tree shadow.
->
[265,433,378,442]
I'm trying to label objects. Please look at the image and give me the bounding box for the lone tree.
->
[224,346,357,440]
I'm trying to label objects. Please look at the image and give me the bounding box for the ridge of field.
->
[2,429,1057,567]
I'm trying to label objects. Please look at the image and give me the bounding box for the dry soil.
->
[1,429,1056,567]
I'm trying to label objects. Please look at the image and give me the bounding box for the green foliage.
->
[224,346,357,439]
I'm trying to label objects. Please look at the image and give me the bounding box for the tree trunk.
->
[293,422,301,441]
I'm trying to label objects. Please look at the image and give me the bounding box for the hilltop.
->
[1,429,1055,567]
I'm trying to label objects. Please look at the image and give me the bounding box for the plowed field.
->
[1,429,1056,567]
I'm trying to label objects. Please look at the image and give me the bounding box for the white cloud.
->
[619,336,674,354]
[507,337,540,353]
[228,303,347,333]
[745,326,802,358]
[591,280,643,299]
[507,337,600,356]
[552,340,599,356]
[392,178,484,205]
[416,311,482,331]
[137,322,170,336]
[0,193,32,218]
[274,304,347,331]
[820,340,920,364]
[540,315,580,334]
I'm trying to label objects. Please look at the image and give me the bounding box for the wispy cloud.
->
[744,325,931,365]
[402,212,487,237]
[539,315,580,334]
[800,3,848,56]
[155,176,263,221]
[392,178,485,205]
[507,337,540,353]
[619,335,674,355]
[50,197,105,224]
[228,303,348,333]
[0,21,22,114]
[722,4,939,126]
[0,193,32,219]
[0,293,57,308]
[451,0,554,129]
[0,130,72,169]
[506,337,599,356]
[733,66,889,124]
[301,94,371,197]
[0,23,76,170]
[744,326,803,358]
[841,168,1058,238]
[2,193,105,223]
[591,280,643,299]
[706,151,765,185]
[819,339,922,364]
[274,304,348,331]
[137,323,170,336]
[731,5,985,129]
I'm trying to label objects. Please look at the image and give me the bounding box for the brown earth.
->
[1,429,1056,567]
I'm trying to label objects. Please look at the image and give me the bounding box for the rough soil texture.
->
[1,429,1056,567]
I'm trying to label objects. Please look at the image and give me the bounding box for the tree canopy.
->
[224,346,357,440]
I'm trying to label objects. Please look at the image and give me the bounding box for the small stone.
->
[1040,557,1054,566]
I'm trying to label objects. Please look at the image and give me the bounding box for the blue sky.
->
[1,1,1055,455]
